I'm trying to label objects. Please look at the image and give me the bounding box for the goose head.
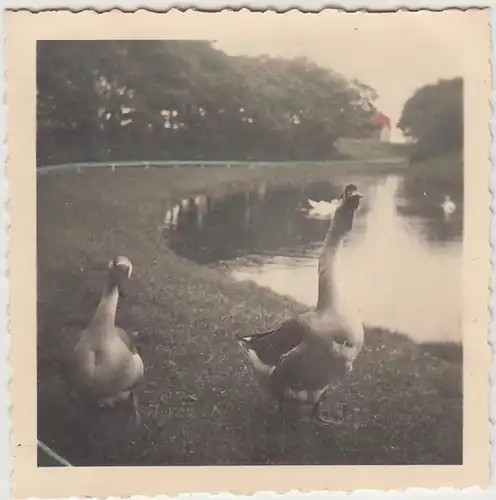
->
[341,183,363,209]
[107,255,133,298]
[331,183,363,237]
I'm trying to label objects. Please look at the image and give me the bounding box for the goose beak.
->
[114,261,132,298]
[350,191,363,199]
[346,361,353,373]
[346,190,363,210]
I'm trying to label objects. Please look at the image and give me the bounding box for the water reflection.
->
[397,186,462,244]
[164,180,358,263]
[164,174,462,343]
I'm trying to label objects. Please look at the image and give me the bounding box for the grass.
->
[335,138,409,162]
[37,165,462,466]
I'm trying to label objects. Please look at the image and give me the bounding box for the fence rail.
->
[37,439,73,467]
[37,158,407,174]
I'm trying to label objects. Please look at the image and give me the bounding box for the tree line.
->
[37,40,382,166]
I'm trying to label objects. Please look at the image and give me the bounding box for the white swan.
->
[306,198,340,220]
[441,195,456,217]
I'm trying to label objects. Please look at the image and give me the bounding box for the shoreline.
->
[37,165,462,467]
[216,257,462,351]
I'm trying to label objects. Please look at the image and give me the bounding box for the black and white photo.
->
[5,8,492,497]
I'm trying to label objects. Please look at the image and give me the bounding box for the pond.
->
[164,173,463,343]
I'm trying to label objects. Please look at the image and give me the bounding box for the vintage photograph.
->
[5,8,492,497]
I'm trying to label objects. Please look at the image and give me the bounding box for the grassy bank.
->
[37,166,462,466]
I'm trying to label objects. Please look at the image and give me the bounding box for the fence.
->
[37,158,407,174]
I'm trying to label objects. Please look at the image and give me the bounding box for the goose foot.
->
[311,402,344,426]
[312,411,344,426]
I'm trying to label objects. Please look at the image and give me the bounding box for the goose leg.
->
[130,391,142,427]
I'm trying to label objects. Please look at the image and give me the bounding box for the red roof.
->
[374,112,391,128]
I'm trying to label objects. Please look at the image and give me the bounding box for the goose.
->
[441,195,456,216]
[306,198,340,220]
[237,184,364,426]
[72,256,144,425]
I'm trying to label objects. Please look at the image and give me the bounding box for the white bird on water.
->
[306,198,340,220]
[441,195,456,217]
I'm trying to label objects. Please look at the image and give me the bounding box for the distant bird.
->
[441,195,456,217]
[306,198,340,220]
[237,184,364,426]
[72,256,144,426]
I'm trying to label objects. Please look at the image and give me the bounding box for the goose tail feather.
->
[237,332,275,378]
[236,329,276,343]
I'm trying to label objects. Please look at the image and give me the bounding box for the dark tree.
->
[398,77,463,161]
[37,40,380,165]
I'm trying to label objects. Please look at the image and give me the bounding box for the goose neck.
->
[315,207,354,311]
[91,284,119,328]
[316,232,342,311]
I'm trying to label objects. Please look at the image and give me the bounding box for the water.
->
[164,174,462,343]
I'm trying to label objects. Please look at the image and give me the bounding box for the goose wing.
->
[269,341,307,391]
[237,318,304,367]
[113,327,144,392]
[115,327,139,355]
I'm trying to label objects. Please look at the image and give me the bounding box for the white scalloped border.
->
[1,4,493,500]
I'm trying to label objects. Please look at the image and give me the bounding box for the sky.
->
[213,11,473,143]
